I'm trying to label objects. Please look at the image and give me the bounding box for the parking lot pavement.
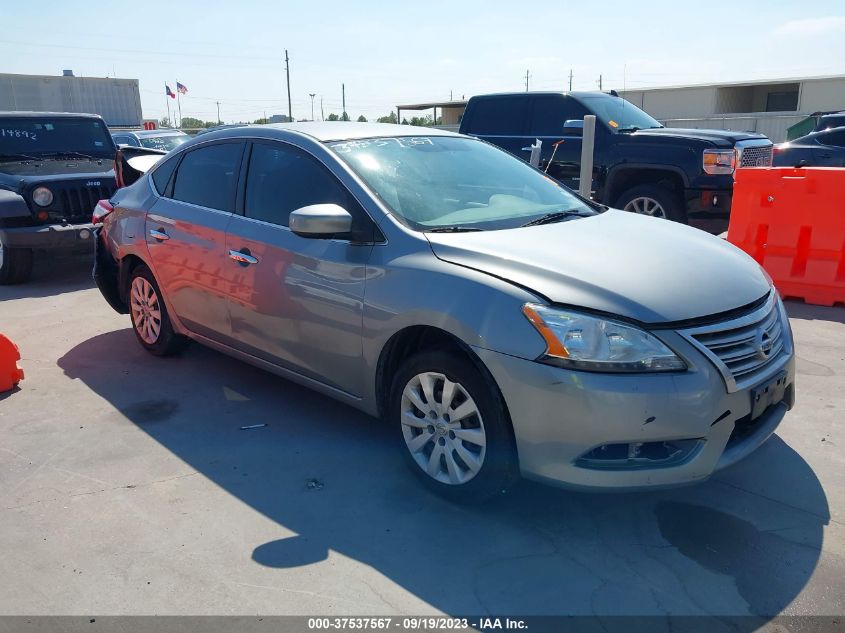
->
[1,253,843,619]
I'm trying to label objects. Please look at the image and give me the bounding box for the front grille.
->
[738,144,773,168]
[680,292,790,392]
[56,184,116,222]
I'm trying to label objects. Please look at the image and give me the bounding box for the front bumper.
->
[0,222,98,250]
[473,339,794,491]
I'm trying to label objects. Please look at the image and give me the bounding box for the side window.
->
[150,154,180,195]
[244,142,354,228]
[820,130,845,148]
[467,98,528,135]
[172,143,242,211]
[530,96,589,136]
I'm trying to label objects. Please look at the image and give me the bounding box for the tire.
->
[389,349,519,502]
[615,184,688,224]
[0,244,34,285]
[127,264,188,356]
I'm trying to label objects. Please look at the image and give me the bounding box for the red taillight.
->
[92,199,114,224]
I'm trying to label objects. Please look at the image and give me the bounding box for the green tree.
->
[376,112,397,124]
[158,117,173,128]
[327,113,340,121]
[253,118,270,124]
[179,116,205,129]
[356,115,367,122]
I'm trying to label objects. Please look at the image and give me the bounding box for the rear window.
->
[151,154,180,194]
[171,143,242,211]
[466,98,528,135]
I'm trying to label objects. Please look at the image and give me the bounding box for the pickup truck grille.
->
[680,293,790,392]
[738,144,773,168]
[56,184,116,223]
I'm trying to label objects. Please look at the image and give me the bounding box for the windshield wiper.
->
[520,209,589,227]
[616,126,641,133]
[40,151,99,160]
[0,152,41,161]
[426,226,484,233]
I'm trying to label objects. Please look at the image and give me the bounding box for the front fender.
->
[0,189,32,220]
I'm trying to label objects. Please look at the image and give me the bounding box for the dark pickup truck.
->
[459,92,774,232]
[0,112,117,284]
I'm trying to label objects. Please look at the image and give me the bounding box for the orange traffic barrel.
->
[0,332,24,392]
[728,167,845,307]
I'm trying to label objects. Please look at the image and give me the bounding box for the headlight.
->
[32,186,54,207]
[522,304,687,373]
[703,149,736,175]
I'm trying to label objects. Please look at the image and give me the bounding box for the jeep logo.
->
[86,181,101,187]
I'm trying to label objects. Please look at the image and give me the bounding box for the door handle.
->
[228,249,259,265]
[149,228,169,241]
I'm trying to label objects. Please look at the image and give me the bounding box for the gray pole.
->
[216,101,220,124]
[525,69,530,91]
[320,96,324,121]
[598,74,602,90]
[285,49,292,121]
[579,115,596,199]
[342,83,346,121]
[309,93,316,121]
[569,69,573,91]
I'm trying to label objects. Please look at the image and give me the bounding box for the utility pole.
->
[320,96,324,121]
[308,93,316,121]
[216,101,220,124]
[342,83,347,121]
[598,74,603,90]
[569,69,573,91]
[284,49,292,121]
[450,89,453,101]
[524,69,531,91]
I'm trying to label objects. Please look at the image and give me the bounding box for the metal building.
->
[0,71,143,127]
[618,75,845,142]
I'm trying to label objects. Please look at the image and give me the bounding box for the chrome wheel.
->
[624,196,667,218]
[130,277,162,345]
[400,372,487,485]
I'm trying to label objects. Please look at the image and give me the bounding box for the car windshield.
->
[329,136,595,231]
[139,134,190,151]
[580,95,662,132]
[0,117,114,160]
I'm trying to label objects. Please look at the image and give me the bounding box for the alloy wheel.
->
[400,372,487,485]
[624,196,667,218]
[130,277,162,345]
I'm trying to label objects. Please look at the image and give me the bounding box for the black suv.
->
[459,92,773,232]
[0,112,117,284]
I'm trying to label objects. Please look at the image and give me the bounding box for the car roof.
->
[467,91,613,100]
[791,125,845,143]
[199,122,462,143]
[0,111,104,120]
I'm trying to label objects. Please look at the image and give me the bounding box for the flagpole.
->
[176,82,182,129]
[165,83,171,127]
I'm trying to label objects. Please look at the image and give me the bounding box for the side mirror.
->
[563,119,584,135]
[289,203,353,238]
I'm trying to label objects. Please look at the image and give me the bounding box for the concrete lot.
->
[1,252,844,619]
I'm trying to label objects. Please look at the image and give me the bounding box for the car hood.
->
[425,210,770,324]
[631,127,769,147]
[0,158,113,179]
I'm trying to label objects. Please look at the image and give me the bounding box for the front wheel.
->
[616,184,688,224]
[390,350,518,502]
[128,264,188,356]
[0,244,33,285]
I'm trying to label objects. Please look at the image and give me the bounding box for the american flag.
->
[176,82,188,95]
[166,85,176,99]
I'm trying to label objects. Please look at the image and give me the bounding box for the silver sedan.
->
[94,123,795,501]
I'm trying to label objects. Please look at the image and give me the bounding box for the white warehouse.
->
[617,75,845,142]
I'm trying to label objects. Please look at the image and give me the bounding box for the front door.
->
[145,141,244,341]
[222,140,374,397]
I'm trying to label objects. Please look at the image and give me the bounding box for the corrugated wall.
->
[0,74,143,126]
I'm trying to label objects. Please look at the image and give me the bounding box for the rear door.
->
[222,140,374,396]
[145,140,245,342]
[463,96,530,159]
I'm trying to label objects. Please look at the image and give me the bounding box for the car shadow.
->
[784,299,845,325]
[0,249,94,300]
[57,329,830,624]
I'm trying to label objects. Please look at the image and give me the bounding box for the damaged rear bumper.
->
[93,228,128,314]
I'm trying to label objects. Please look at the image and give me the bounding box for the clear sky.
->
[4,0,845,123]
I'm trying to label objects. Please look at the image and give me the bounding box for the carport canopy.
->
[395,100,467,126]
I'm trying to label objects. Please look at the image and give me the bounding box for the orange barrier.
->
[0,332,25,392]
[727,167,845,307]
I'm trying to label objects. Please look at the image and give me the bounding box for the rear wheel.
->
[390,350,518,502]
[0,244,34,285]
[128,264,188,356]
[616,184,688,224]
